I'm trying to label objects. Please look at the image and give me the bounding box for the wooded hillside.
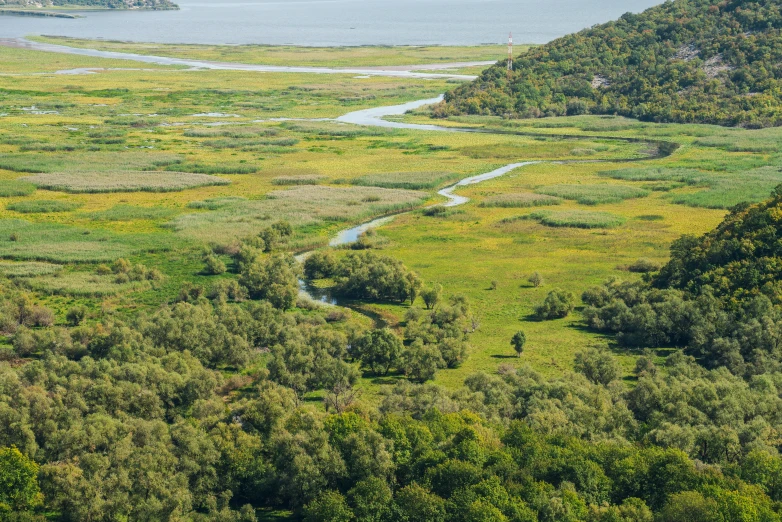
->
[441,0,782,127]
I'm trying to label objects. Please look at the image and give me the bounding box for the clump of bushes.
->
[534,289,575,319]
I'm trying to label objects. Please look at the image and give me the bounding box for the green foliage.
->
[401,339,443,382]
[7,199,81,213]
[238,250,300,309]
[511,331,526,357]
[443,0,782,127]
[65,305,87,326]
[0,447,42,512]
[355,328,404,376]
[0,261,61,277]
[573,347,619,385]
[331,251,421,303]
[203,253,227,275]
[535,184,649,205]
[528,210,626,229]
[272,175,325,185]
[352,171,459,190]
[0,180,35,197]
[479,192,561,208]
[85,204,176,221]
[303,491,353,522]
[535,289,575,319]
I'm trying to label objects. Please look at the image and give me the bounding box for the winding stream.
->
[298,97,547,303]
[299,96,674,304]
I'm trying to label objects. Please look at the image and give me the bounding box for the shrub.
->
[574,347,620,385]
[303,251,338,280]
[203,253,227,275]
[528,272,544,288]
[628,258,661,273]
[66,305,87,326]
[534,289,575,319]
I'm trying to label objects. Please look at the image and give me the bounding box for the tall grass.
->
[0,180,36,197]
[187,197,247,210]
[351,171,460,190]
[528,210,626,228]
[170,186,426,243]
[23,171,230,193]
[85,205,177,221]
[0,219,183,262]
[0,261,62,277]
[535,184,649,205]
[598,167,705,184]
[27,272,150,297]
[165,163,259,175]
[272,175,326,186]
[479,193,562,208]
[7,200,81,213]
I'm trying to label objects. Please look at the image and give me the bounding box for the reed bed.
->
[23,171,230,193]
[351,171,459,190]
[535,184,649,205]
[7,200,81,213]
[479,193,562,208]
[528,210,627,229]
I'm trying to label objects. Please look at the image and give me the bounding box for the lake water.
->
[0,0,660,46]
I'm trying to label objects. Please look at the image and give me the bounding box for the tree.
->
[347,477,392,522]
[302,490,354,522]
[421,283,443,310]
[239,253,300,309]
[511,331,526,358]
[0,447,42,512]
[573,347,619,386]
[656,491,720,522]
[401,339,443,383]
[66,305,87,326]
[394,484,446,522]
[304,250,338,280]
[355,329,403,376]
[528,272,544,288]
[534,289,574,319]
[438,337,468,368]
[204,253,227,275]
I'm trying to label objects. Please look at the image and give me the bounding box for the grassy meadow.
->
[0,39,774,397]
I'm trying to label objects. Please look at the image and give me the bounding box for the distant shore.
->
[0,8,80,17]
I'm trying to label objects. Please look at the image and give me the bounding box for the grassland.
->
[30,36,521,67]
[0,39,772,393]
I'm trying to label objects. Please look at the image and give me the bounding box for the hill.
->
[440,0,782,127]
[584,185,782,374]
[0,0,177,9]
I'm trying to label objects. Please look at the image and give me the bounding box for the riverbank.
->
[0,8,79,18]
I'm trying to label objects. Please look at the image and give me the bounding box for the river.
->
[0,0,661,46]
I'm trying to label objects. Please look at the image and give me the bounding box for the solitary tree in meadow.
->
[511,331,526,358]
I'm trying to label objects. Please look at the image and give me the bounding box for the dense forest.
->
[441,0,782,127]
[2,185,782,520]
[0,0,177,10]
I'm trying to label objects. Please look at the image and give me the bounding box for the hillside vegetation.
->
[441,0,782,127]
